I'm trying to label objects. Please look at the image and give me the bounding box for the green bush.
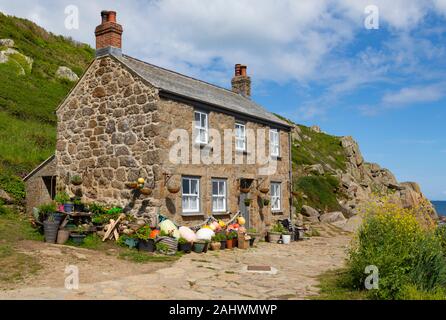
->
[346,198,446,300]
[293,175,342,212]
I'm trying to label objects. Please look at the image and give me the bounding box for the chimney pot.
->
[231,64,251,98]
[95,10,123,56]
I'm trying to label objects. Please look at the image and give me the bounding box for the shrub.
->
[346,197,446,300]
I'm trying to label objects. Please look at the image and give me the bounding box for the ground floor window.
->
[271,182,281,212]
[182,177,200,214]
[212,179,227,213]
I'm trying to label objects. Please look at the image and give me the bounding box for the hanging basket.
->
[166,176,181,194]
[259,187,269,194]
[167,186,181,194]
[140,188,153,196]
[125,182,138,189]
[240,187,251,194]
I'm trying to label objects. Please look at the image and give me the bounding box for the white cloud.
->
[1,0,446,119]
[382,85,445,106]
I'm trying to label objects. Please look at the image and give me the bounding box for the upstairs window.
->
[212,179,227,213]
[182,177,200,214]
[271,182,282,212]
[235,122,246,152]
[194,111,208,144]
[270,129,280,157]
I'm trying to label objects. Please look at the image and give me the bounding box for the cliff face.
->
[289,123,437,230]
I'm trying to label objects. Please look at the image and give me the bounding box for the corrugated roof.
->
[115,55,290,128]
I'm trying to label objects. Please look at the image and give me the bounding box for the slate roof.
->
[115,54,291,128]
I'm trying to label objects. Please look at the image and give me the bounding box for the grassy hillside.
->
[0,12,94,200]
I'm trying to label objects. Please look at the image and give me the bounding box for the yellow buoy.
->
[137,178,145,184]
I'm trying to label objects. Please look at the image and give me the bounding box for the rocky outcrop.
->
[292,124,438,231]
[0,39,14,47]
[0,47,33,75]
[55,66,79,82]
[0,189,14,204]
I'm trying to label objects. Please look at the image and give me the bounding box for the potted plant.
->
[247,228,258,247]
[43,212,60,243]
[136,225,155,252]
[262,198,270,207]
[157,231,178,255]
[268,222,285,243]
[244,198,252,207]
[73,197,85,212]
[55,192,73,213]
[193,240,206,253]
[226,231,238,249]
[178,237,192,253]
[70,226,86,245]
[156,242,172,255]
[217,233,227,249]
[210,235,223,250]
[70,175,83,186]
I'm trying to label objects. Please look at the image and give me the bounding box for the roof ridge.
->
[122,54,252,101]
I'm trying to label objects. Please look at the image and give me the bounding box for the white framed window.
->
[271,182,281,212]
[182,177,200,214]
[270,129,280,157]
[194,111,208,144]
[235,122,246,152]
[212,179,227,213]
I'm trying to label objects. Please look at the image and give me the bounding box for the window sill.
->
[181,212,205,217]
[236,150,250,155]
[271,155,282,160]
[212,212,229,216]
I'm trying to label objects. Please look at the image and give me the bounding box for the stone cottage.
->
[25,11,293,233]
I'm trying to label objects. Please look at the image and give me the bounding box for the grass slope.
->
[0,12,94,199]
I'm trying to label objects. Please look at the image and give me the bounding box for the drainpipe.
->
[288,131,293,223]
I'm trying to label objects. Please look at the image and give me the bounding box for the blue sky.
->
[0,0,445,200]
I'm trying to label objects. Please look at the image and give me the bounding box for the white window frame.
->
[271,182,282,212]
[270,129,280,157]
[212,179,227,213]
[235,122,246,152]
[194,111,209,145]
[182,177,200,214]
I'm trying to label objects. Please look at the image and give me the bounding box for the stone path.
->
[0,235,351,300]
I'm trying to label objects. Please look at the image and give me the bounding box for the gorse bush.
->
[346,196,446,300]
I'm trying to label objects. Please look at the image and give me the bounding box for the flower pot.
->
[249,237,256,247]
[70,234,86,245]
[179,242,192,253]
[73,203,85,212]
[282,234,291,245]
[64,203,74,214]
[233,238,238,248]
[226,239,234,249]
[193,242,206,253]
[53,213,65,225]
[124,238,139,249]
[58,204,65,212]
[210,242,221,251]
[203,242,209,253]
[220,240,227,250]
[157,236,178,254]
[138,239,155,252]
[268,232,281,243]
[43,220,60,243]
[57,230,70,245]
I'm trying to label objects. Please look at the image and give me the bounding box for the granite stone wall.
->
[55,56,291,232]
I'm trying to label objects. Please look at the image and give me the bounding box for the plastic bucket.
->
[282,234,291,245]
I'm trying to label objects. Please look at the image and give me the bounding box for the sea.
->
[433,201,446,216]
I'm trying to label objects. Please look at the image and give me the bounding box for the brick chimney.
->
[231,64,251,98]
[95,10,123,57]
